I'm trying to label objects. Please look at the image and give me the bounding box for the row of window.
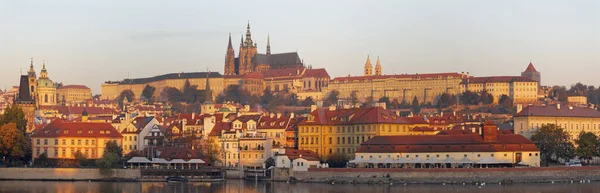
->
[35,147,96,158]
[360,152,539,159]
[124,136,138,142]
[299,135,374,145]
[36,139,96,146]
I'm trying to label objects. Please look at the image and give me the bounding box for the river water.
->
[0,180,598,193]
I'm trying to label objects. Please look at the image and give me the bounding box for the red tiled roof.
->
[357,134,538,153]
[261,67,304,79]
[208,122,232,137]
[463,76,536,84]
[38,105,118,116]
[279,149,320,161]
[58,85,90,90]
[258,115,291,129]
[243,72,264,79]
[332,72,464,82]
[516,104,600,118]
[32,119,123,138]
[299,106,411,126]
[524,62,538,73]
[302,68,329,78]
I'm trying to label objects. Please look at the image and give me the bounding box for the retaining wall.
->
[292,167,600,184]
[0,168,141,180]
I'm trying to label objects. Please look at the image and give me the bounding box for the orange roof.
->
[332,72,463,82]
[32,119,123,138]
[300,107,410,126]
[463,76,536,84]
[524,62,538,73]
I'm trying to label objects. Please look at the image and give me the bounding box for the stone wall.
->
[292,167,600,184]
[0,168,141,180]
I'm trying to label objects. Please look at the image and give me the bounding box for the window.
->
[134,136,137,141]
[54,139,58,145]
[92,140,95,145]
[62,140,66,145]
[44,139,47,145]
[78,140,81,145]
[71,140,75,145]
[491,154,494,157]
[329,137,332,144]
[36,139,40,145]
[62,149,66,157]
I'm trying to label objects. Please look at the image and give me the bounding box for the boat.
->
[166,176,189,182]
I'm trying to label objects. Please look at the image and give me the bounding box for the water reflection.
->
[0,180,599,193]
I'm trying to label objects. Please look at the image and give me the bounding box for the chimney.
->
[395,110,400,116]
[516,104,523,114]
[441,111,444,117]
[310,105,317,112]
[471,127,476,134]
[375,102,386,110]
[453,111,456,116]
[290,112,295,118]
[557,104,561,110]
[569,106,573,110]
[192,113,195,120]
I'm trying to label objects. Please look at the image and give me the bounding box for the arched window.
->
[44,94,48,103]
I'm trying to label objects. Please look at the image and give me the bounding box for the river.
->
[0,180,598,193]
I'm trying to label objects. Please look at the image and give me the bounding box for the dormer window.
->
[100,130,105,134]
[55,130,59,134]
[64,130,69,134]
[106,130,111,134]
[89,130,93,134]
[77,129,82,134]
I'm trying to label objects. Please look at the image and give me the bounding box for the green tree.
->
[326,90,340,106]
[141,84,156,102]
[301,97,315,106]
[575,132,599,163]
[0,105,27,132]
[480,90,494,105]
[460,91,480,106]
[74,150,88,167]
[182,80,198,103]
[350,91,359,105]
[411,96,421,114]
[35,152,49,167]
[326,153,349,168]
[161,87,184,103]
[378,96,391,109]
[264,157,275,169]
[118,89,135,103]
[531,124,574,166]
[498,94,513,113]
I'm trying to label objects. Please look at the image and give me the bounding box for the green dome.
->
[37,78,56,88]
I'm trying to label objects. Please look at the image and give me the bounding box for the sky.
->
[1,0,598,94]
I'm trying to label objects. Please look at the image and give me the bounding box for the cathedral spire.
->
[266,33,271,55]
[244,21,254,47]
[364,55,373,76]
[375,56,382,76]
[28,57,35,73]
[227,33,233,49]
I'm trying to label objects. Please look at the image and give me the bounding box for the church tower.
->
[224,33,236,75]
[364,55,373,76]
[27,57,37,101]
[375,56,382,76]
[266,33,271,55]
[37,60,57,106]
[521,61,541,86]
[239,21,257,75]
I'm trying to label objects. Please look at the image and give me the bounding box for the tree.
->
[161,87,184,103]
[326,90,340,106]
[326,153,349,168]
[531,124,574,166]
[301,97,315,106]
[74,150,88,167]
[118,89,135,103]
[35,152,49,167]
[182,80,198,103]
[350,91,359,105]
[498,94,513,113]
[411,96,421,114]
[0,105,27,132]
[575,132,599,163]
[141,85,156,103]
[435,93,456,109]
[378,96,391,109]
[460,91,480,106]
[96,141,123,176]
[265,157,275,169]
[0,123,28,165]
[480,91,494,105]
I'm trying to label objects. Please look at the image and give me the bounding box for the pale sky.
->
[1,0,598,94]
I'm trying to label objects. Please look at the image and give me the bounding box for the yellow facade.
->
[327,73,466,104]
[57,85,92,104]
[460,77,538,104]
[32,137,122,159]
[355,151,540,167]
[514,104,600,142]
[568,96,587,106]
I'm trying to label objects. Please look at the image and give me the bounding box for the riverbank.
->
[288,166,600,184]
[0,168,140,181]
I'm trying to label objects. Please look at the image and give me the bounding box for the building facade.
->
[297,106,429,157]
[57,85,92,104]
[521,62,541,87]
[514,104,600,141]
[460,76,539,104]
[31,120,123,159]
[354,121,540,168]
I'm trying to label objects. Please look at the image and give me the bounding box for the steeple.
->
[375,56,382,76]
[240,34,244,46]
[227,33,233,49]
[266,33,271,55]
[243,21,255,47]
[364,55,373,76]
[40,60,48,78]
[27,57,36,77]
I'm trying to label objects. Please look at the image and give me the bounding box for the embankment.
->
[290,167,600,184]
[0,168,140,181]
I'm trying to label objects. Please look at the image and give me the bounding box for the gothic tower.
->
[266,33,271,55]
[364,55,373,76]
[521,61,541,86]
[238,21,257,75]
[224,33,236,75]
[27,57,37,101]
[375,56,382,76]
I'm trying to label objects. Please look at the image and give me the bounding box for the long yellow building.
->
[57,85,92,104]
[514,104,600,141]
[101,72,224,100]
[297,106,429,157]
[460,76,538,104]
[31,120,123,159]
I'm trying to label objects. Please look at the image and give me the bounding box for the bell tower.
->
[364,55,373,76]
[224,33,236,75]
[375,56,382,76]
[27,57,37,101]
[238,21,257,75]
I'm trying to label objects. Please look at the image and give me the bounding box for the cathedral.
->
[224,22,303,75]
